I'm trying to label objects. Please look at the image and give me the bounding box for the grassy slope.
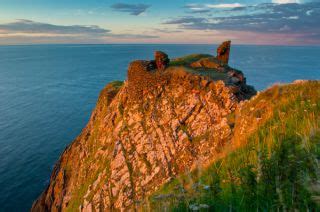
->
[170,54,212,66]
[170,54,232,82]
[148,81,320,211]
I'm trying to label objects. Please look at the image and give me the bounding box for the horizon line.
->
[1,43,320,47]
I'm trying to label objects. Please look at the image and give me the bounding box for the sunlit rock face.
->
[32,41,256,211]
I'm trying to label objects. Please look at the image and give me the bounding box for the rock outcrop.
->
[186,41,253,99]
[32,42,256,211]
[190,57,222,69]
[217,40,231,64]
[155,51,170,71]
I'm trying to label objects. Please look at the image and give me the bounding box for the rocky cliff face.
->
[32,42,256,211]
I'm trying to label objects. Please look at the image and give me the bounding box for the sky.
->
[0,0,319,45]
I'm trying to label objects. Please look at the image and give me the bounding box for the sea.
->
[0,44,320,211]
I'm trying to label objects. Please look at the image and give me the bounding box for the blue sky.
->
[0,0,319,45]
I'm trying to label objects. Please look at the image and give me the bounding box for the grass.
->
[147,81,320,211]
[170,54,212,66]
[169,54,235,83]
[187,68,230,82]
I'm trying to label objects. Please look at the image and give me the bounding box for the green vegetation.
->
[109,80,124,88]
[169,54,236,82]
[97,80,123,107]
[148,81,320,211]
[187,68,230,82]
[170,54,212,66]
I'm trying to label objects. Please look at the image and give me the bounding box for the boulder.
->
[155,51,170,71]
[217,40,231,64]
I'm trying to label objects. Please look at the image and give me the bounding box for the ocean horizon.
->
[1,44,320,211]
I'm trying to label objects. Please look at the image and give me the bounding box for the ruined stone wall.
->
[127,60,168,102]
[217,40,231,64]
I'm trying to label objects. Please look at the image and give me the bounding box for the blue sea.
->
[0,44,320,211]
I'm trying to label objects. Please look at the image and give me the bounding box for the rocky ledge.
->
[32,41,256,211]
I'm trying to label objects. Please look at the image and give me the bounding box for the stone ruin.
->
[217,40,231,64]
[155,51,170,71]
[127,40,255,101]
[127,50,171,101]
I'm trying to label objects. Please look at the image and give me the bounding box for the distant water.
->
[0,44,319,211]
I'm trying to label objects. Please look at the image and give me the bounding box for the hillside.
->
[31,42,319,211]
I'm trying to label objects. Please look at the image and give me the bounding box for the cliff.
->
[150,80,320,211]
[32,42,258,211]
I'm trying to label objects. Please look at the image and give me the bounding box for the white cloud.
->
[306,10,313,16]
[205,3,245,8]
[272,0,301,4]
[184,3,245,13]
[286,16,299,19]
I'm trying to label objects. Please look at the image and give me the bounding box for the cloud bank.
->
[167,2,320,44]
[1,1,320,45]
[272,0,301,4]
[0,19,110,35]
[111,3,150,16]
[185,3,246,13]
[0,19,158,44]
